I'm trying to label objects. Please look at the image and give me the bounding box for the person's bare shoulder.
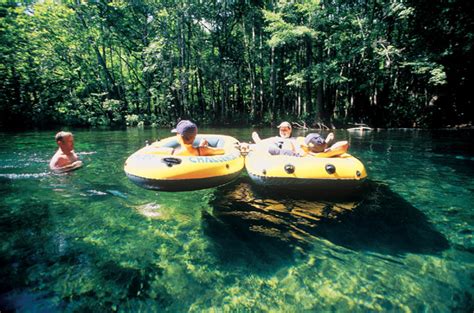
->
[50,154,68,167]
[49,152,62,169]
[50,152,82,172]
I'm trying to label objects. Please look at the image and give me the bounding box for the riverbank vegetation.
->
[1,0,472,129]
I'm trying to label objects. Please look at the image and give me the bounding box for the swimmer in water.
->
[49,131,83,172]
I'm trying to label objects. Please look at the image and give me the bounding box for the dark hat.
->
[172,120,197,136]
[305,133,327,152]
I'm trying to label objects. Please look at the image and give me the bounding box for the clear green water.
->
[0,128,472,312]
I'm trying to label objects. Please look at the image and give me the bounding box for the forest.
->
[0,0,472,129]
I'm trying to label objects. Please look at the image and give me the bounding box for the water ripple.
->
[0,172,50,179]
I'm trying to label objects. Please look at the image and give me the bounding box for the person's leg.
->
[252,131,262,143]
[268,146,299,156]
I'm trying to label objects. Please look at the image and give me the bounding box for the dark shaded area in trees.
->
[0,0,472,130]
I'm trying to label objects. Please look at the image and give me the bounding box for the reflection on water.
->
[206,178,449,262]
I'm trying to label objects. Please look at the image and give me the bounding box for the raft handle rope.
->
[162,157,182,167]
[237,142,252,156]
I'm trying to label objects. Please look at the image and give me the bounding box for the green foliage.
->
[0,0,472,129]
[428,67,447,86]
[286,72,306,88]
[264,10,317,48]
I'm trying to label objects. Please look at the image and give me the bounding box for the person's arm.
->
[199,146,225,156]
[52,160,83,173]
[50,154,83,172]
[297,144,310,156]
[195,139,225,156]
[50,154,68,169]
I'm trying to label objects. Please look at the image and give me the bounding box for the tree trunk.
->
[316,42,324,122]
[270,47,276,121]
[242,19,257,118]
[305,38,313,118]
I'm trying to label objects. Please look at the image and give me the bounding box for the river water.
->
[0,128,472,312]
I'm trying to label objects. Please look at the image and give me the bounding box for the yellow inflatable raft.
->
[245,140,367,193]
[124,135,244,191]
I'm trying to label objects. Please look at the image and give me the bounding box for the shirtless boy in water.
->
[49,131,83,172]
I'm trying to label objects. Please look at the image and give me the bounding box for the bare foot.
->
[251,131,261,143]
[325,132,334,143]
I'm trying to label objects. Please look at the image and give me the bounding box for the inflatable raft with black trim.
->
[124,135,244,191]
[245,140,367,193]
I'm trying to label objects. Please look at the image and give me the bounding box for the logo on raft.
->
[189,153,239,163]
[131,152,240,163]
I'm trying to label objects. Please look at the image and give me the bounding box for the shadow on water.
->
[312,181,450,255]
[0,181,169,312]
[203,177,449,270]
[0,184,58,311]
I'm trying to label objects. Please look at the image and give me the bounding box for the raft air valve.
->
[356,170,361,177]
[325,164,336,174]
[284,164,295,174]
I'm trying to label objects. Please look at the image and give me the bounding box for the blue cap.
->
[305,133,326,152]
[172,120,197,136]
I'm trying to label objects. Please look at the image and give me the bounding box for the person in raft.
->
[251,121,300,156]
[249,121,337,156]
[169,120,224,156]
[49,131,83,172]
[269,132,335,157]
[301,132,335,154]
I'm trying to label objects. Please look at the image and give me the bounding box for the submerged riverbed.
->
[0,128,473,311]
